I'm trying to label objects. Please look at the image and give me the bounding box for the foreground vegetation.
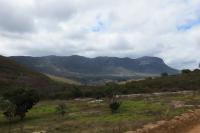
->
[1,92,200,133]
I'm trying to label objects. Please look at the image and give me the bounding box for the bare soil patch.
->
[125,109,200,133]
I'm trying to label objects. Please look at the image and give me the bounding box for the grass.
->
[0,92,199,133]
[46,74,81,85]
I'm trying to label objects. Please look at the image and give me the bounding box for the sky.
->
[0,0,200,69]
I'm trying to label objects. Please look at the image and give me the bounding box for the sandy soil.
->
[186,125,200,133]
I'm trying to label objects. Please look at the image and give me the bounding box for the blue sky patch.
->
[91,20,107,32]
[177,17,200,31]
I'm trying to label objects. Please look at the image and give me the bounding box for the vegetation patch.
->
[0,92,198,133]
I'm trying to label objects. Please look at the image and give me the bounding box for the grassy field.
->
[0,92,200,133]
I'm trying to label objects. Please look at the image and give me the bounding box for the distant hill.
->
[0,55,65,97]
[10,55,179,84]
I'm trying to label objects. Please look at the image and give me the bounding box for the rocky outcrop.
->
[125,109,200,133]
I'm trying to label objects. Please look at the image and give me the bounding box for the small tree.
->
[56,101,67,117]
[2,100,16,121]
[0,98,16,133]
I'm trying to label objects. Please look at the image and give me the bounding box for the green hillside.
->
[0,56,63,98]
[120,69,200,94]
[44,69,200,100]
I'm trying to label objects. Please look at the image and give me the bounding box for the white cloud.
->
[0,0,200,69]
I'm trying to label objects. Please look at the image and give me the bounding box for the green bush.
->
[109,101,121,113]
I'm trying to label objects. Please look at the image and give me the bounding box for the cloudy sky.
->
[0,0,200,69]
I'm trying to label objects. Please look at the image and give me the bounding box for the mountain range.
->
[10,55,179,84]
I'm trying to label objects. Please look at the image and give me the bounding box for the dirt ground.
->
[125,109,200,133]
[186,125,200,133]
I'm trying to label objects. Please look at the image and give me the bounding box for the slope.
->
[0,55,61,97]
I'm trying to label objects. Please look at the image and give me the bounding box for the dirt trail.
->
[125,109,200,133]
[186,124,200,133]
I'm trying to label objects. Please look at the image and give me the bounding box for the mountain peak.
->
[137,56,164,62]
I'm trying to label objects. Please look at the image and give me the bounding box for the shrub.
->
[56,102,67,117]
[109,100,121,113]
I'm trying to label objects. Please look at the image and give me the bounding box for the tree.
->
[3,88,39,120]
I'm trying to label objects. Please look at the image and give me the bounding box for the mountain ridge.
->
[10,55,179,84]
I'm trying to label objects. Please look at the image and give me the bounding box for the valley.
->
[0,55,200,133]
[0,1,198,132]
